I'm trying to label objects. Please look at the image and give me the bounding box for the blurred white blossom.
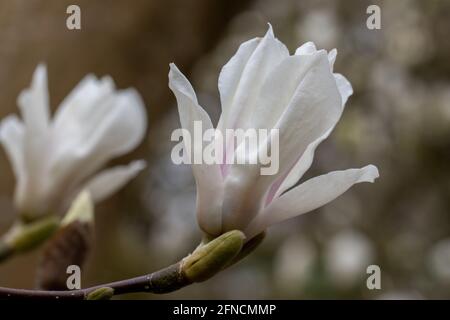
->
[0,64,147,218]
[273,235,317,294]
[325,229,374,288]
[428,238,450,284]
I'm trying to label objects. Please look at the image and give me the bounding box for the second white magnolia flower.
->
[169,26,379,239]
[0,65,147,219]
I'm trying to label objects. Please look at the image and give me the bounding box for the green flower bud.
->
[6,216,59,253]
[181,230,245,282]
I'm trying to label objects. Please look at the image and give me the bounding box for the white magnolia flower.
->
[169,26,379,239]
[0,64,147,219]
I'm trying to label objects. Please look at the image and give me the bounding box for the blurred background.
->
[0,0,450,299]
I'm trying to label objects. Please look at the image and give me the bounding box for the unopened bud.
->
[36,190,95,290]
[5,216,59,253]
[181,230,245,282]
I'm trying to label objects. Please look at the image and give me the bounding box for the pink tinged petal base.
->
[245,165,379,239]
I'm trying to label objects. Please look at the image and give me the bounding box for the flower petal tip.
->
[130,159,147,172]
[363,165,380,183]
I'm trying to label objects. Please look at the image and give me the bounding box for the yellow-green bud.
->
[6,216,59,253]
[181,230,245,282]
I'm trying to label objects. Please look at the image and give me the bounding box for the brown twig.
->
[0,262,192,300]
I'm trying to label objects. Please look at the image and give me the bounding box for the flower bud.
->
[36,191,94,290]
[182,230,245,282]
[5,216,59,254]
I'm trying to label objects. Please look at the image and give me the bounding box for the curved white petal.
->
[218,24,289,132]
[334,73,353,107]
[272,51,342,182]
[53,75,116,132]
[217,37,260,128]
[295,41,317,55]
[85,160,146,203]
[49,88,147,198]
[14,64,51,214]
[0,115,25,181]
[269,74,353,200]
[328,49,337,69]
[17,64,50,134]
[296,45,352,104]
[272,127,333,200]
[245,165,379,238]
[222,51,343,231]
[169,63,223,236]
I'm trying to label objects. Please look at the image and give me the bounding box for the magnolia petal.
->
[295,41,317,55]
[217,37,260,129]
[17,64,50,134]
[14,64,51,214]
[85,160,146,203]
[334,73,353,107]
[249,52,326,131]
[269,76,352,201]
[0,115,25,180]
[272,51,342,180]
[53,75,115,132]
[48,88,147,199]
[272,127,333,200]
[245,165,379,238]
[328,49,337,69]
[222,51,342,231]
[218,24,289,132]
[169,63,224,236]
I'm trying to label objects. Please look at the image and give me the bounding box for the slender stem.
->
[0,262,192,300]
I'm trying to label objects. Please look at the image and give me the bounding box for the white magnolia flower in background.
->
[0,64,147,219]
[169,25,379,239]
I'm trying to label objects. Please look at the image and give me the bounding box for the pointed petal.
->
[272,127,333,200]
[14,64,51,214]
[296,44,351,106]
[328,49,337,69]
[218,25,289,132]
[269,74,352,201]
[169,63,223,236]
[334,73,353,107]
[85,160,146,203]
[245,165,379,238]
[17,64,50,134]
[0,115,25,181]
[271,51,342,182]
